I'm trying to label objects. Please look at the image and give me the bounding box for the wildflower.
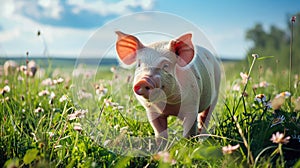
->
[259,81,269,88]
[270,132,290,144]
[110,66,116,73]
[34,107,44,113]
[252,54,259,58]
[17,76,24,81]
[38,90,50,96]
[95,84,108,96]
[271,115,285,127]
[77,90,92,100]
[153,151,176,164]
[232,84,240,91]
[49,92,55,99]
[275,91,291,98]
[48,132,54,138]
[68,109,88,120]
[240,72,250,84]
[254,94,266,103]
[222,144,240,154]
[0,85,10,95]
[104,98,119,107]
[41,78,53,86]
[53,77,64,85]
[59,95,68,102]
[73,123,83,132]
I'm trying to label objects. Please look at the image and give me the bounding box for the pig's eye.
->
[162,63,170,71]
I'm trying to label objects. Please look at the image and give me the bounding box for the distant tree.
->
[245,13,300,72]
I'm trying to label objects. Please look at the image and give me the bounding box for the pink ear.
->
[115,31,144,65]
[170,33,194,66]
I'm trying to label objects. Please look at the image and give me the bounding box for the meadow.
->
[0,55,299,168]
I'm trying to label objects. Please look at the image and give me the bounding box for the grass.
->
[0,57,300,168]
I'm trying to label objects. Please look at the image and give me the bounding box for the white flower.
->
[49,92,56,99]
[68,109,88,120]
[0,85,10,95]
[34,107,44,113]
[53,77,64,85]
[259,81,269,88]
[232,84,241,91]
[41,78,53,86]
[38,90,50,96]
[3,85,10,93]
[73,123,83,132]
[77,90,92,100]
[59,95,68,102]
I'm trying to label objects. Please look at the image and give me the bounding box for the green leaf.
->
[23,148,39,164]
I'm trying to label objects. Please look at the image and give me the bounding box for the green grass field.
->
[1,57,300,168]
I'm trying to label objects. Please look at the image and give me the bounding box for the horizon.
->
[1,0,299,60]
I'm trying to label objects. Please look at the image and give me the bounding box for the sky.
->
[0,0,299,60]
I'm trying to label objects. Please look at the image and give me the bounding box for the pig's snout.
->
[133,77,156,99]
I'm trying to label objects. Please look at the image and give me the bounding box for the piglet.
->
[115,31,220,144]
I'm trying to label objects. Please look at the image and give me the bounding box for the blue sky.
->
[0,0,299,59]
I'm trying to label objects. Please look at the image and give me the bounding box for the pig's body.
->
[115,31,220,144]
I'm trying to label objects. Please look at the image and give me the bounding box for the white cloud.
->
[37,0,64,19]
[67,0,154,16]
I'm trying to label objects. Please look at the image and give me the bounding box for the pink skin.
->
[115,31,220,145]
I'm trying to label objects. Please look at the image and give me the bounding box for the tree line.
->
[245,12,300,73]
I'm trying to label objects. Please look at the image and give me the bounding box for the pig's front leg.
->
[147,111,168,146]
[182,113,198,138]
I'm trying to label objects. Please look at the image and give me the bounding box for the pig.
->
[115,31,220,145]
[3,60,19,76]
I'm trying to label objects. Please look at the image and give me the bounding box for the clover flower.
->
[68,109,88,120]
[59,95,68,102]
[53,77,64,85]
[41,78,53,86]
[38,90,50,96]
[0,85,10,95]
[222,144,240,154]
[73,123,83,132]
[34,107,44,113]
[270,132,290,144]
[77,90,93,100]
[95,84,108,96]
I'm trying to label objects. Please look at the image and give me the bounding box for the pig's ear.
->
[115,31,144,65]
[170,33,194,67]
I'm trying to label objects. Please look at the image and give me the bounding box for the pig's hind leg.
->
[197,106,210,134]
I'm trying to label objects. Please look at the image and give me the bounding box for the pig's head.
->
[115,31,194,103]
